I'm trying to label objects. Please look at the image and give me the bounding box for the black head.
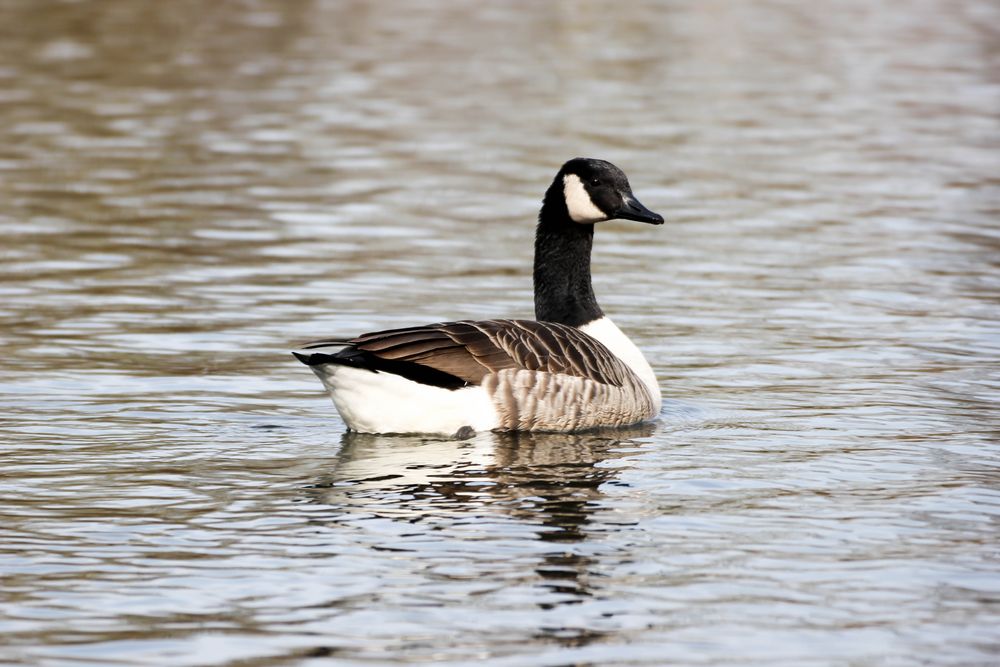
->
[557,157,664,225]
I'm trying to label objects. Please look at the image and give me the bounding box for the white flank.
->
[308,364,500,435]
[578,317,661,412]
[562,174,607,223]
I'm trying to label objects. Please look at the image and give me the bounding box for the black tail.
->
[292,351,313,365]
[292,347,469,390]
[292,348,357,367]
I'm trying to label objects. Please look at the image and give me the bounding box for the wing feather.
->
[300,319,632,388]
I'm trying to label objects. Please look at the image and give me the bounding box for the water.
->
[1,1,998,665]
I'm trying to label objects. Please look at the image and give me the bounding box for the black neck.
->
[533,181,603,327]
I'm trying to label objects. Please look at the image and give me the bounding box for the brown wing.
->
[302,319,630,387]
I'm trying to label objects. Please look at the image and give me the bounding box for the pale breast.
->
[483,368,656,432]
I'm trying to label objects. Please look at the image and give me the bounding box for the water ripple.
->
[1,0,998,665]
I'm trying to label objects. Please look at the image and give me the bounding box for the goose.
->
[293,157,664,435]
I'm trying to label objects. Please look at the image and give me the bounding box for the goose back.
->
[300,319,657,431]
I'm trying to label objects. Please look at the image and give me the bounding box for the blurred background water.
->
[1,0,998,665]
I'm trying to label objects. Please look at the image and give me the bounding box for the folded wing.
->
[300,319,632,389]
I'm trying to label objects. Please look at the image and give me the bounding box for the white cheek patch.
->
[562,174,607,223]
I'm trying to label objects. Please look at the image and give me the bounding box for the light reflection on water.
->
[1,0,998,665]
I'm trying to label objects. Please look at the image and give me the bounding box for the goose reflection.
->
[489,426,656,613]
[302,423,655,615]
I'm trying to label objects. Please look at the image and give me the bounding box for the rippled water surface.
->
[2,1,999,665]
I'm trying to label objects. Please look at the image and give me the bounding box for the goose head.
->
[557,157,664,225]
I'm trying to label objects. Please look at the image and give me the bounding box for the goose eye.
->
[590,178,601,187]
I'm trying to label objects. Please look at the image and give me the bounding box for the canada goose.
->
[294,157,664,435]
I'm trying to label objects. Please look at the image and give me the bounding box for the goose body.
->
[294,158,664,435]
